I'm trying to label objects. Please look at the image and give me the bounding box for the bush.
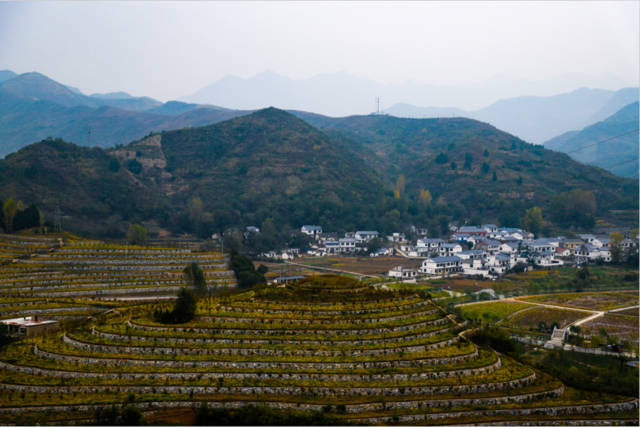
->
[154,287,196,324]
[230,249,266,288]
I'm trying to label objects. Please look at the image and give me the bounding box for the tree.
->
[127,224,148,245]
[13,204,40,231]
[521,207,542,237]
[464,152,473,170]
[184,262,207,295]
[435,152,448,164]
[419,189,432,205]
[155,287,196,324]
[450,161,457,170]
[483,149,489,157]
[2,198,17,233]
[230,249,265,288]
[366,237,382,254]
[492,171,497,181]
[394,175,406,198]
[108,157,120,172]
[609,232,624,264]
[127,159,142,174]
[481,162,490,174]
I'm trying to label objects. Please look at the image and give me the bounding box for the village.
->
[257,223,639,282]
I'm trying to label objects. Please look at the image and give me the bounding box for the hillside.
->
[294,112,638,227]
[0,108,637,238]
[0,274,636,425]
[545,102,639,177]
[0,92,249,157]
[385,87,638,144]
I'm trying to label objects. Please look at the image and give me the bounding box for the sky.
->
[0,1,638,102]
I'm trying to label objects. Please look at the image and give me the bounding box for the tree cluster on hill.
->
[1,197,42,233]
[154,287,196,324]
[230,249,266,288]
[0,109,636,242]
[94,402,144,425]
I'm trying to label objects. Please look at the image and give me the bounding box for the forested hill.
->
[0,108,637,239]
[544,102,639,178]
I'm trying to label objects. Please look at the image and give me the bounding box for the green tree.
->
[492,171,497,181]
[464,152,473,170]
[521,207,543,237]
[2,198,17,233]
[127,223,148,246]
[184,262,207,295]
[435,152,448,164]
[481,162,490,174]
[609,232,624,264]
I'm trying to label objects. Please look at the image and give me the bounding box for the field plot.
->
[505,307,587,331]
[495,267,639,295]
[0,274,637,425]
[294,256,422,276]
[582,313,639,345]
[458,301,530,323]
[0,233,235,304]
[519,292,639,311]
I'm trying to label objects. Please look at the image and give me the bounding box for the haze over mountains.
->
[386,87,638,144]
[0,69,637,179]
[545,102,639,178]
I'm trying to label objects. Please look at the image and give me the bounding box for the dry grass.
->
[582,313,639,345]
[519,292,639,311]
[505,307,586,330]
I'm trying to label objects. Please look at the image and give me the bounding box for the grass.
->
[519,292,639,311]
[458,301,530,323]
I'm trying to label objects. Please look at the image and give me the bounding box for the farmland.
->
[582,313,639,346]
[520,292,639,311]
[0,238,637,425]
[458,301,530,323]
[504,307,587,331]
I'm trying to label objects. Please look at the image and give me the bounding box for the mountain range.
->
[0,108,636,239]
[385,87,638,144]
[182,69,630,114]
[545,102,639,178]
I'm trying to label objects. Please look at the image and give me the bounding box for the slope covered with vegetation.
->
[0,108,637,240]
[545,102,639,177]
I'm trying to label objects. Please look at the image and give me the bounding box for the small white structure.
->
[301,225,323,239]
[439,243,462,257]
[420,256,462,275]
[355,230,379,242]
[388,266,418,279]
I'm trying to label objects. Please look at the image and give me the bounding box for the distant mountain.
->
[545,102,639,177]
[585,88,639,124]
[89,91,135,100]
[0,70,17,83]
[0,72,251,156]
[0,71,163,111]
[183,69,632,116]
[1,108,635,238]
[386,87,638,144]
[383,103,466,118]
[0,91,249,156]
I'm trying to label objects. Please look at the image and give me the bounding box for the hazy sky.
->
[0,1,638,101]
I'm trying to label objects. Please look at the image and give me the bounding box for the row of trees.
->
[1,198,42,233]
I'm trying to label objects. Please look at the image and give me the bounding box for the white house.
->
[439,243,463,257]
[301,225,323,239]
[338,238,358,253]
[387,232,406,243]
[417,238,444,251]
[388,266,418,279]
[420,256,462,275]
[355,231,379,242]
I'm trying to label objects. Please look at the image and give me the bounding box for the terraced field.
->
[0,233,235,321]
[0,275,637,425]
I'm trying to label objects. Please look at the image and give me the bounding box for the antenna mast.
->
[375,97,380,115]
